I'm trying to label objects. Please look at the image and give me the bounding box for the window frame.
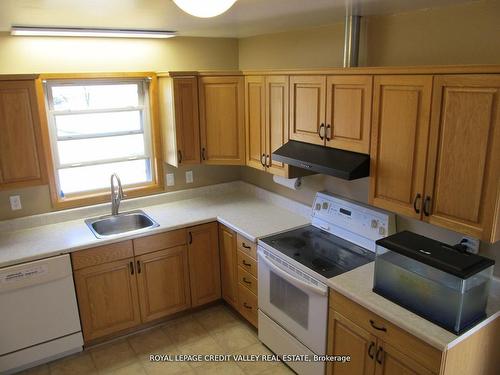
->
[36,73,163,209]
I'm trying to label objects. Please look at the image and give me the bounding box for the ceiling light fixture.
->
[10,26,176,39]
[173,0,237,18]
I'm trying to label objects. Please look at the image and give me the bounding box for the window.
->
[42,74,162,207]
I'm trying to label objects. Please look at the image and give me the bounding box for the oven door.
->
[258,247,328,355]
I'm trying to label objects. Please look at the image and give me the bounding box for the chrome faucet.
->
[110,173,124,216]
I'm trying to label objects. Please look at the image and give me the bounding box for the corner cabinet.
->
[159,75,201,167]
[199,76,245,165]
[370,74,500,242]
[219,223,239,309]
[289,75,372,153]
[0,79,46,189]
[245,75,291,176]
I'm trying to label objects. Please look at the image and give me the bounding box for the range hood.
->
[272,141,370,180]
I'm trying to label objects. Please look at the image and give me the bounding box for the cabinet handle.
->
[242,243,251,249]
[261,154,266,168]
[243,302,253,310]
[368,341,375,359]
[242,260,251,267]
[326,124,332,141]
[129,261,134,275]
[413,193,421,214]
[369,320,387,332]
[266,154,271,168]
[376,347,384,365]
[423,196,431,216]
[188,231,193,244]
[136,260,141,274]
[243,277,252,285]
[318,123,325,140]
[178,150,182,164]
[201,147,206,161]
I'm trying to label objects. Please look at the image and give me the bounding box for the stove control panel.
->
[311,191,396,243]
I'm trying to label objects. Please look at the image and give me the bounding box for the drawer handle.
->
[243,302,253,310]
[413,193,421,214]
[136,260,142,274]
[242,260,251,267]
[423,196,432,216]
[243,277,252,285]
[376,346,384,365]
[368,341,375,359]
[129,261,134,275]
[188,231,192,244]
[369,320,387,332]
[178,150,182,164]
[242,243,251,249]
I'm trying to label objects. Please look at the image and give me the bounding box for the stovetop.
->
[260,225,375,278]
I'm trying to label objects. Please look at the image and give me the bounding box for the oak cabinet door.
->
[245,76,266,170]
[289,75,326,145]
[327,310,376,375]
[374,342,434,375]
[187,222,221,307]
[325,76,372,153]
[266,75,290,176]
[74,258,141,342]
[199,76,245,165]
[369,76,433,219]
[136,246,191,323]
[0,80,45,189]
[219,224,239,309]
[424,75,500,241]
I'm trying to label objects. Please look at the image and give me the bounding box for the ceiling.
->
[0,0,477,38]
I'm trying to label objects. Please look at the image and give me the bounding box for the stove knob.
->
[379,227,386,235]
[371,219,378,228]
[315,203,321,211]
[322,202,329,210]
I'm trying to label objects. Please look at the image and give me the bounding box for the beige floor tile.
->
[98,360,147,375]
[17,363,50,375]
[176,335,225,367]
[48,352,98,375]
[211,324,259,351]
[128,327,175,356]
[232,343,278,375]
[193,305,239,333]
[90,339,137,372]
[162,318,210,345]
[194,361,245,375]
[140,356,194,375]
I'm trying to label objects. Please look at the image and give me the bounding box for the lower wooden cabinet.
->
[219,224,239,309]
[136,246,191,323]
[73,257,141,342]
[187,222,221,307]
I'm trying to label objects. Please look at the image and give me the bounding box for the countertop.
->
[327,262,500,351]
[0,188,309,268]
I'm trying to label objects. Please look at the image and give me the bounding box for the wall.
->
[238,0,500,69]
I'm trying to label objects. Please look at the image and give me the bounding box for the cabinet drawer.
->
[237,266,258,295]
[330,290,442,373]
[237,233,257,259]
[71,241,133,270]
[133,229,186,256]
[237,250,257,277]
[238,284,258,327]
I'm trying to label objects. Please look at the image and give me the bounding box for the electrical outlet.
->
[186,170,193,184]
[9,195,22,211]
[460,236,480,254]
[166,173,175,187]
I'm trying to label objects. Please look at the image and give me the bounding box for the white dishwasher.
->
[0,254,83,374]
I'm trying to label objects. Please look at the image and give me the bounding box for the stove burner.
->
[274,237,306,248]
[294,252,301,257]
[311,258,334,272]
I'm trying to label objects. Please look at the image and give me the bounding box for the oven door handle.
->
[260,253,328,296]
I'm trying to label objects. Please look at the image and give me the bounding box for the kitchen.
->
[0,0,499,374]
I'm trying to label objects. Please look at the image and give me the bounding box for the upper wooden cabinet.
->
[370,75,433,219]
[199,76,245,165]
[325,76,372,153]
[159,76,200,167]
[245,75,290,176]
[186,222,221,307]
[424,75,500,241]
[0,79,46,189]
[289,75,372,153]
[370,74,500,242]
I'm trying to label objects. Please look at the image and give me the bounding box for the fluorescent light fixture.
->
[11,26,176,39]
[173,0,237,18]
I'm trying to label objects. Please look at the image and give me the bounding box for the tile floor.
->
[19,304,295,375]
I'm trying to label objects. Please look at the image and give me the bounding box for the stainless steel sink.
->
[85,210,159,239]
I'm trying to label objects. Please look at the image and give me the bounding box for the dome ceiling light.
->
[173,0,237,18]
